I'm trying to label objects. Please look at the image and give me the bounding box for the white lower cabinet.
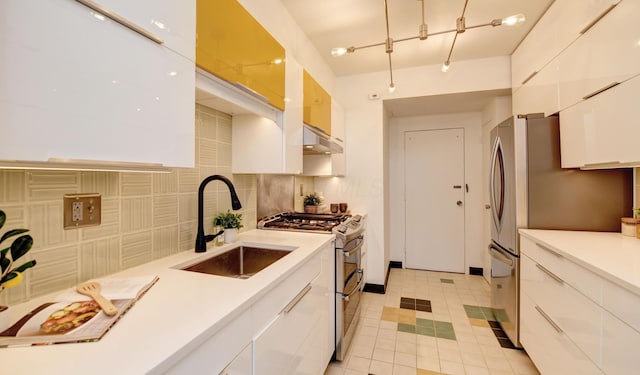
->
[520,292,602,375]
[166,242,334,374]
[220,343,252,375]
[520,231,640,375]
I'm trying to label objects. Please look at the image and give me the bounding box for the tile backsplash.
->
[0,104,256,305]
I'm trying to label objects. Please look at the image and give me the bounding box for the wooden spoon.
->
[76,282,118,316]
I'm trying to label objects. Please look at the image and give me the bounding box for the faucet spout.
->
[195,175,242,253]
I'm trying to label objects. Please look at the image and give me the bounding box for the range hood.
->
[303,126,343,154]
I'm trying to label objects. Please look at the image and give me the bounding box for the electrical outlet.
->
[63,193,101,229]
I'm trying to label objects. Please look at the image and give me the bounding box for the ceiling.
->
[281,0,553,77]
[281,0,553,117]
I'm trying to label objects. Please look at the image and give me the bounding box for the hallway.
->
[326,268,539,375]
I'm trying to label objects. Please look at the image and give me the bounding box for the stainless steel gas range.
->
[258,212,366,361]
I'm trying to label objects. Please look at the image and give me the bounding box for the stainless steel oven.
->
[257,211,366,361]
[334,215,365,361]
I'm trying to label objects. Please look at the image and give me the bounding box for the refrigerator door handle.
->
[488,244,513,266]
[489,138,505,231]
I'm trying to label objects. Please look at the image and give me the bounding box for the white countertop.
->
[0,229,334,374]
[519,229,640,296]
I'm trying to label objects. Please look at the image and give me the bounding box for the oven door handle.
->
[340,235,364,257]
[342,269,365,301]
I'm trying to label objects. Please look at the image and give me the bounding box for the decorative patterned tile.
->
[0,205,26,228]
[153,170,178,194]
[30,245,79,297]
[81,198,120,240]
[120,173,152,196]
[121,231,153,269]
[178,169,199,193]
[121,197,152,232]
[0,170,25,203]
[217,112,232,143]
[179,221,197,252]
[199,138,217,167]
[153,226,179,259]
[153,195,178,227]
[81,171,119,197]
[217,142,232,167]
[79,236,121,280]
[28,202,78,249]
[178,193,197,224]
[27,171,79,201]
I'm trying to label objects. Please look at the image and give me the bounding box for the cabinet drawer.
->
[602,309,640,375]
[251,252,321,333]
[521,254,602,365]
[602,278,640,333]
[520,292,603,375]
[520,236,603,304]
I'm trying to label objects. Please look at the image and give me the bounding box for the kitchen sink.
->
[179,245,294,279]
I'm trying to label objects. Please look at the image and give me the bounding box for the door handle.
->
[456,201,463,206]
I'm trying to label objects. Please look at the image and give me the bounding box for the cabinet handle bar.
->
[582,81,620,100]
[75,0,164,44]
[535,305,562,333]
[521,71,538,85]
[579,4,617,35]
[535,242,563,258]
[283,284,312,313]
[536,264,564,284]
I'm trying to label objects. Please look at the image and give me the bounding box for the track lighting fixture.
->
[331,0,525,90]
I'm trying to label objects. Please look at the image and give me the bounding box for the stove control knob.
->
[353,215,362,222]
[336,225,348,233]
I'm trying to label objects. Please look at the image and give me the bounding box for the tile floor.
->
[325,268,540,375]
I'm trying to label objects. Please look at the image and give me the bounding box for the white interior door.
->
[405,129,465,273]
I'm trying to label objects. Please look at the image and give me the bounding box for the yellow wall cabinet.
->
[303,70,332,135]
[197,0,286,110]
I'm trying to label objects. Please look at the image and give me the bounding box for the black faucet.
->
[195,175,242,253]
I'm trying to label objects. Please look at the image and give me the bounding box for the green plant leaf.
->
[13,260,36,273]
[0,228,29,245]
[10,234,33,261]
[0,210,5,230]
[0,271,18,285]
[0,255,9,274]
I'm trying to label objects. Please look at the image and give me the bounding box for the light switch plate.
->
[63,193,101,229]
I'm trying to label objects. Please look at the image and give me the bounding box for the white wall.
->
[326,56,512,286]
[480,96,513,282]
[388,112,484,272]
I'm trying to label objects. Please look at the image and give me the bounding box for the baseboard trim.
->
[469,267,483,276]
[363,283,385,294]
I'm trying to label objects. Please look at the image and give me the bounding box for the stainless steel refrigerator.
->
[488,114,632,347]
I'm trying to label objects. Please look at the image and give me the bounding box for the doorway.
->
[404,128,465,273]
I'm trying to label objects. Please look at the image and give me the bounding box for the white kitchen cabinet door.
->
[512,0,620,93]
[557,0,640,111]
[230,55,302,174]
[82,0,195,60]
[0,0,195,168]
[520,292,603,375]
[602,310,640,375]
[559,74,640,168]
[512,58,559,116]
[219,343,252,375]
[253,282,319,375]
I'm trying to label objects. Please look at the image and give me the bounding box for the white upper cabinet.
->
[512,58,559,116]
[82,0,195,60]
[512,0,620,94]
[302,98,345,177]
[557,0,640,111]
[560,75,640,168]
[230,55,302,174]
[0,0,195,168]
